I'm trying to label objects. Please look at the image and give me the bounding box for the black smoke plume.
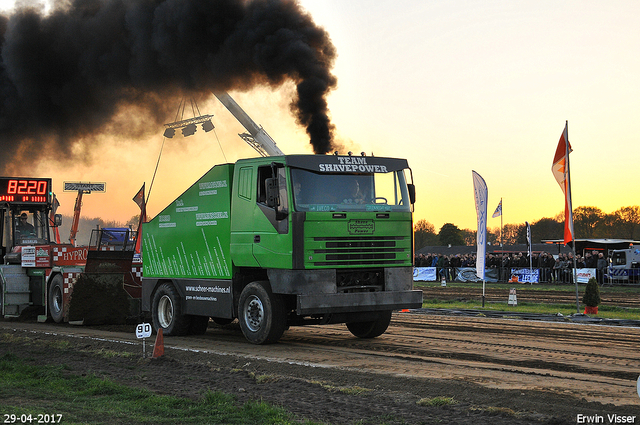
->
[0,0,337,172]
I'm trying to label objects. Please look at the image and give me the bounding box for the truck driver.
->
[16,212,36,238]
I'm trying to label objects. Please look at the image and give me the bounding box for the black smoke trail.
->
[0,0,337,172]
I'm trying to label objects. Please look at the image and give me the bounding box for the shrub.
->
[582,277,601,307]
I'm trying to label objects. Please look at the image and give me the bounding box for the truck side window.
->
[257,166,270,205]
[257,165,288,218]
[238,167,253,200]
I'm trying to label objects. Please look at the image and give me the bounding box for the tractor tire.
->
[238,281,286,344]
[346,310,392,339]
[151,282,191,336]
[48,275,65,323]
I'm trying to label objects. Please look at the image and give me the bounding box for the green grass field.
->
[0,353,319,425]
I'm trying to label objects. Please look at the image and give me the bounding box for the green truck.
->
[141,93,421,344]
[140,153,422,344]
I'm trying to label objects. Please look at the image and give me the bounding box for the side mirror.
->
[54,214,63,227]
[407,184,416,204]
[265,178,279,209]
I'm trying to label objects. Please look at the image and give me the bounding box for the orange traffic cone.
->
[152,328,164,358]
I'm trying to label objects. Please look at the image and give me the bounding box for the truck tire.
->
[151,283,191,336]
[48,275,65,323]
[238,281,286,344]
[346,310,392,339]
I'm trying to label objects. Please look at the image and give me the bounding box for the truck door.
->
[252,164,291,268]
[230,162,292,269]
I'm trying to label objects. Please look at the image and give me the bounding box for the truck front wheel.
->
[151,283,191,336]
[346,310,392,339]
[48,275,64,323]
[238,281,286,344]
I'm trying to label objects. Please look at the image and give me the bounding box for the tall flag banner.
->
[492,198,502,218]
[551,121,574,245]
[133,183,146,254]
[472,171,488,280]
[49,194,61,244]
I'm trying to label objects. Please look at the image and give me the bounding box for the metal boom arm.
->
[214,92,284,157]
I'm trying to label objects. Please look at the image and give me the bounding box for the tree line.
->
[415,205,640,250]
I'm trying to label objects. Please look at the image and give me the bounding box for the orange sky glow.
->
[1,0,638,237]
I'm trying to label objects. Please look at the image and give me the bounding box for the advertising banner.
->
[511,268,539,283]
[472,171,488,280]
[413,267,437,281]
[576,268,596,283]
[456,267,499,283]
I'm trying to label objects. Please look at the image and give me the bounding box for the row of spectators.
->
[414,251,610,283]
[414,251,608,269]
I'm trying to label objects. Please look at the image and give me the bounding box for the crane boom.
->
[214,92,284,157]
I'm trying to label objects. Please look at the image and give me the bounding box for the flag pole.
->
[565,121,580,313]
[500,200,503,248]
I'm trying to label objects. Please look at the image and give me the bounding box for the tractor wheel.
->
[238,281,286,344]
[346,310,392,339]
[151,282,191,336]
[48,275,65,323]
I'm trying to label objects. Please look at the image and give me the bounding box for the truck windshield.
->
[611,251,626,266]
[290,168,411,212]
[13,210,50,246]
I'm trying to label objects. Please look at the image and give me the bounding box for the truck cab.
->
[609,248,640,283]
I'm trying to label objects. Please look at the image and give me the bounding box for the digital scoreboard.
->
[0,177,51,204]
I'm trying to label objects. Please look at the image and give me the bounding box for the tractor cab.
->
[0,177,59,263]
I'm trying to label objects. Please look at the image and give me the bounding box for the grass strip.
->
[415,281,640,293]
[0,353,319,425]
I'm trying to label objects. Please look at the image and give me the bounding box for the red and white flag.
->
[132,183,146,254]
[49,194,61,244]
[551,122,574,245]
[133,183,145,210]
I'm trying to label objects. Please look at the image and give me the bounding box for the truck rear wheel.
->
[48,275,64,323]
[346,310,392,339]
[238,281,286,344]
[151,283,191,336]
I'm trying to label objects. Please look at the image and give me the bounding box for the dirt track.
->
[419,285,640,308]
[2,311,639,424]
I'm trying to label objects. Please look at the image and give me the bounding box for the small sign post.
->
[136,323,152,358]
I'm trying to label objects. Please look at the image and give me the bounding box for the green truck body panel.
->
[143,164,235,280]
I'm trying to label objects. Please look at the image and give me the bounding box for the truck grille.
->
[310,236,408,266]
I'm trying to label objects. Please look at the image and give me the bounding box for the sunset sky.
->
[1,0,638,235]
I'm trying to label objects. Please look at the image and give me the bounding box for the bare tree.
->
[414,219,438,250]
